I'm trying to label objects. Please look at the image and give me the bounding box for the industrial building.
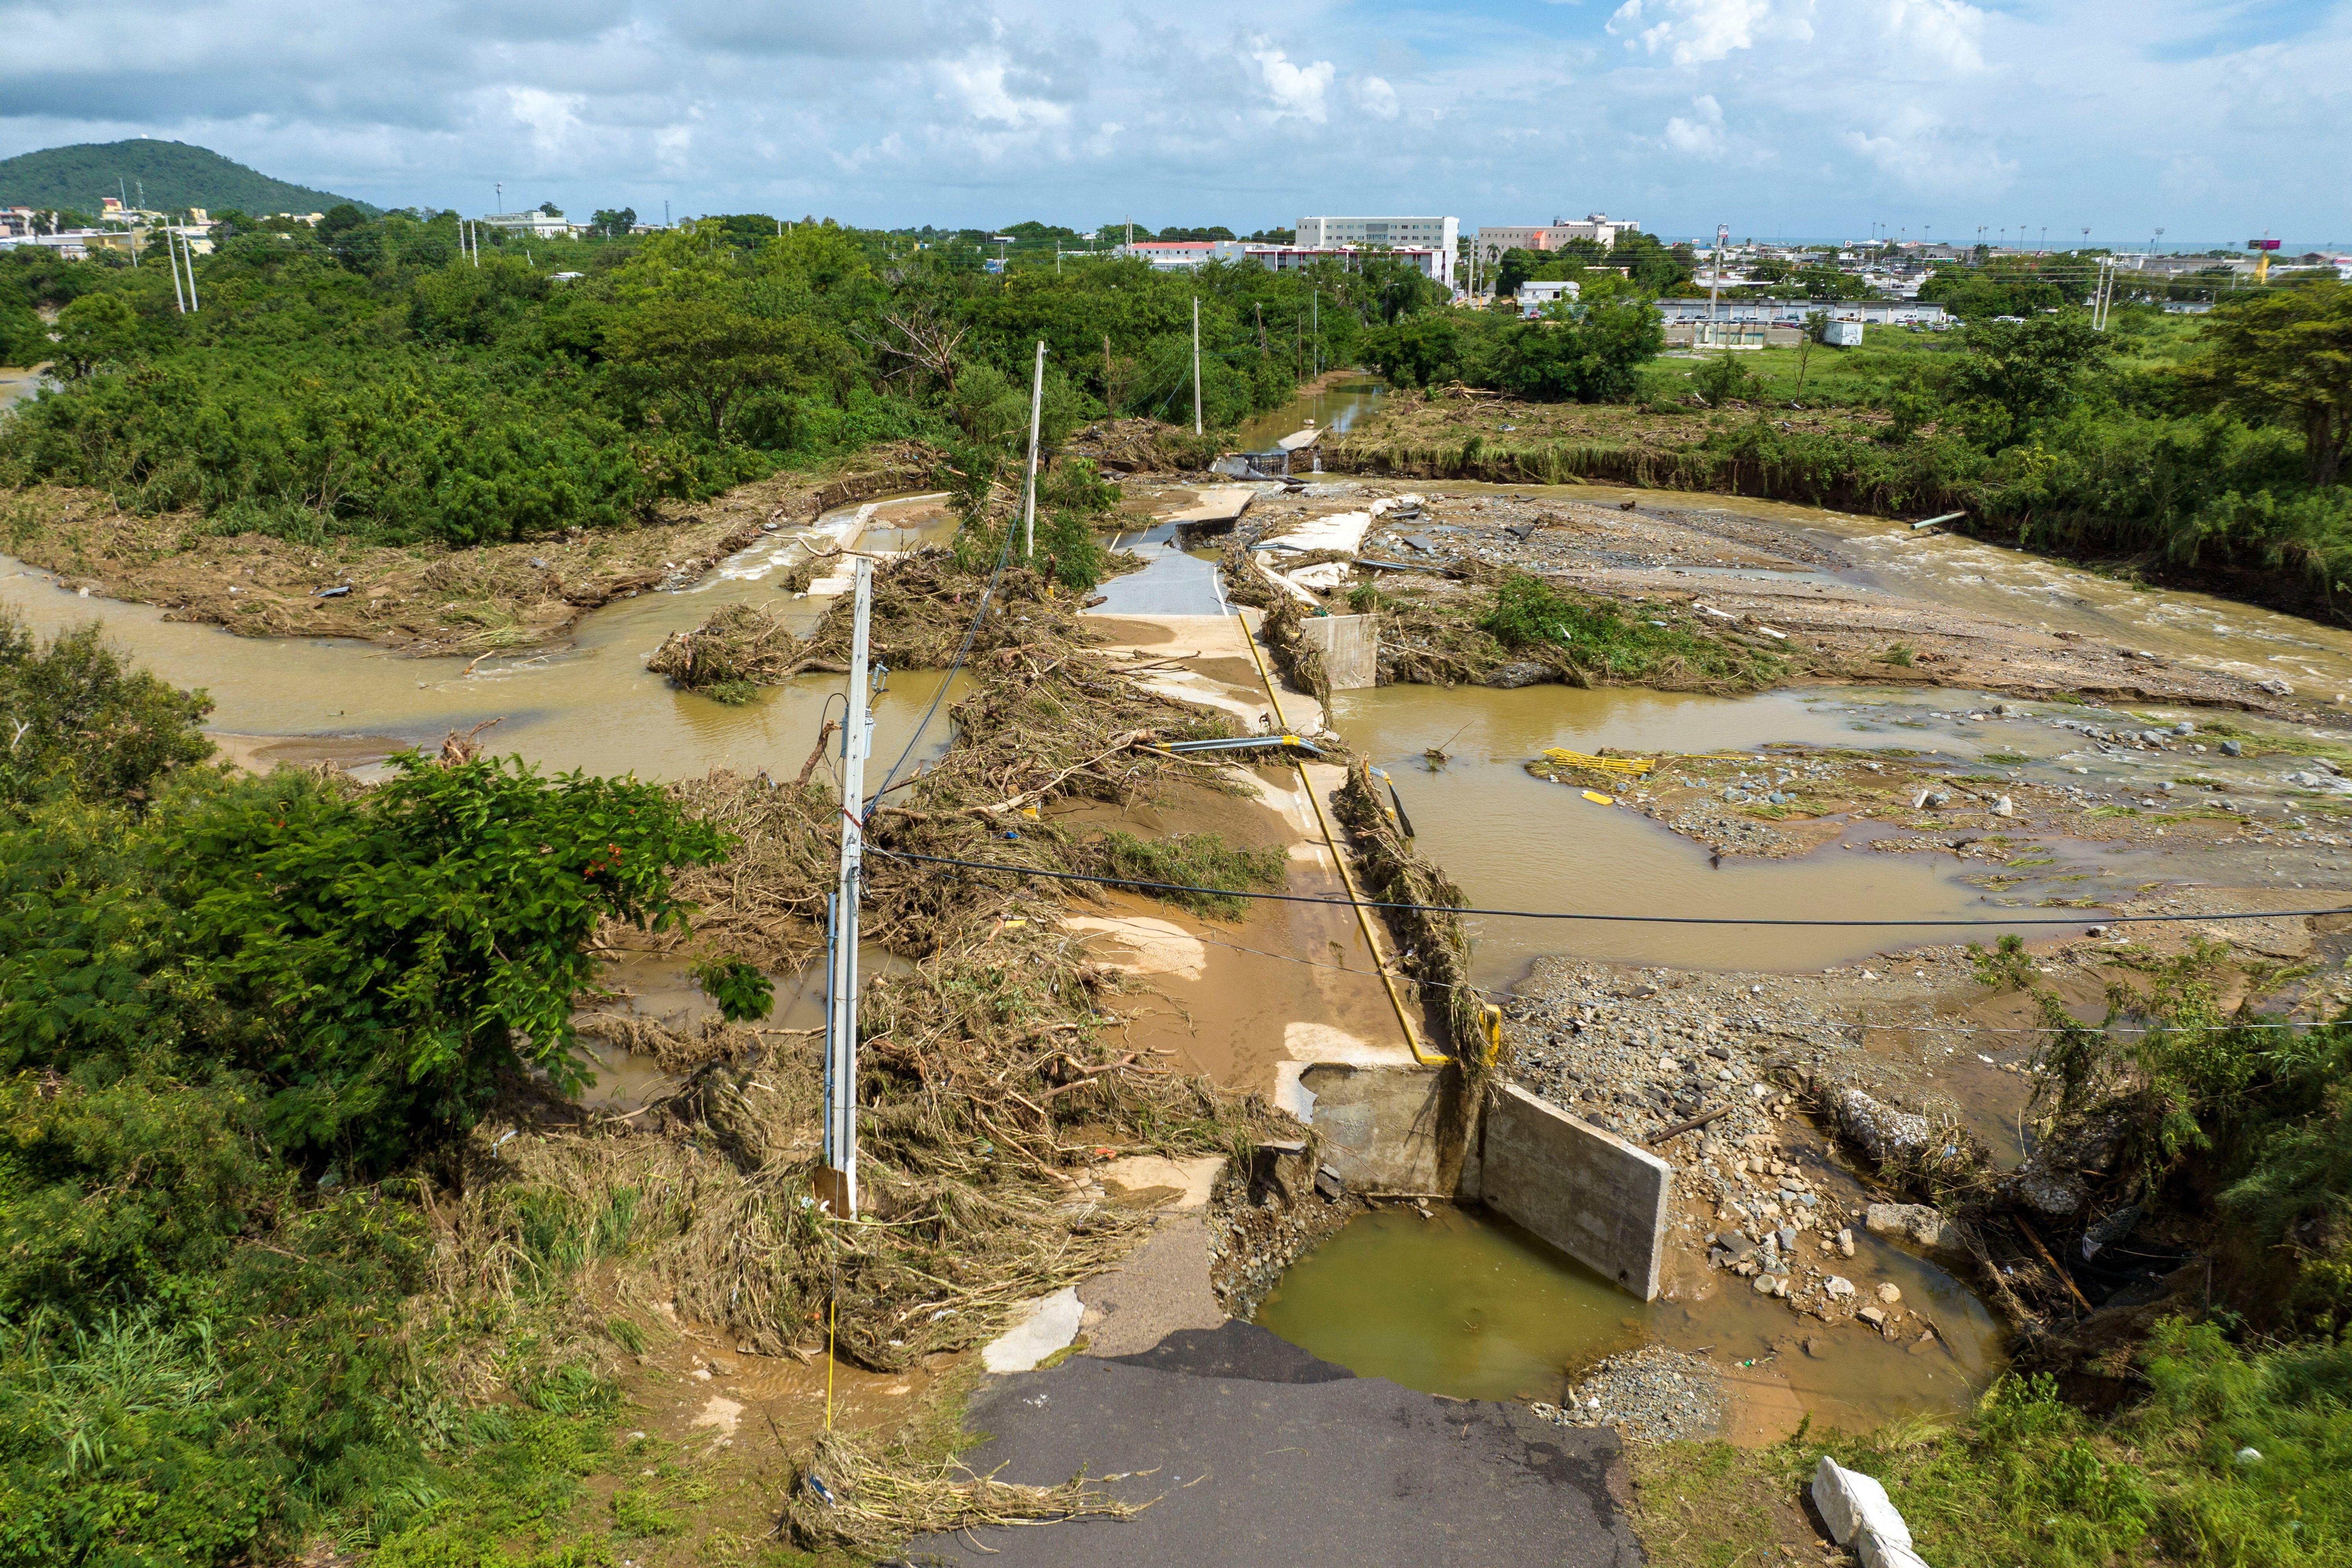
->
[1654,298,1948,328]
[1294,216,1457,285]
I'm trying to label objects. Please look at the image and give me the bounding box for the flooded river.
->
[0,494,965,781]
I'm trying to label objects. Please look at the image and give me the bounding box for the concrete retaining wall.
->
[1477,1085,1671,1301]
[1290,1062,1470,1195]
[1300,614,1379,691]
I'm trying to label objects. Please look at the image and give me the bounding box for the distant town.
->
[6,199,2345,323]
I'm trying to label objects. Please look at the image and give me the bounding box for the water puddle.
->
[1256,1203,2006,1431]
[0,493,965,782]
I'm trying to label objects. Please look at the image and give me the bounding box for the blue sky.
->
[3,0,2346,245]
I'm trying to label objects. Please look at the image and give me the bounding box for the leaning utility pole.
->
[1021,339,1045,557]
[1191,297,1203,435]
[167,230,188,314]
[820,557,875,1218]
[181,229,200,312]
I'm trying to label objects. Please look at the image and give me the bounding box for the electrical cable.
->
[867,845,2352,929]
[1071,912,2351,1035]
[864,482,1022,807]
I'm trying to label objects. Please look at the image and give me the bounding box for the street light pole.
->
[1192,297,1203,435]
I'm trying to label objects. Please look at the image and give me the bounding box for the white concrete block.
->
[1811,1457,1914,1552]
[1857,1527,1932,1568]
[981,1287,1084,1372]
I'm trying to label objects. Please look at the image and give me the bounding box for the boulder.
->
[1864,1202,1958,1251]
[1485,661,1554,690]
[1835,1089,1933,1168]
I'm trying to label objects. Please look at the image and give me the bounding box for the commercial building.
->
[480,209,577,240]
[1294,216,1457,285]
[1475,214,1642,267]
[1117,240,1451,284]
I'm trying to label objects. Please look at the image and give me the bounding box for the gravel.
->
[1533,1347,1726,1444]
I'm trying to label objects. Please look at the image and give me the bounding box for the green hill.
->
[0,139,378,217]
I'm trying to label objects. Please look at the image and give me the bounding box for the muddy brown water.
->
[0,494,966,780]
[1234,378,1387,455]
[1334,683,2041,982]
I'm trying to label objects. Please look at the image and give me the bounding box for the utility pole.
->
[1310,287,1319,377]
[1191,297,1203,435]
[182,228,200,312]
[167,228,188,314]
[821,557,875,1218]
[1022,339,1045,558]
[1710,223,1728,327]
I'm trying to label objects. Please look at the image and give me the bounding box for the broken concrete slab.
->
[981,1287,1085,1373]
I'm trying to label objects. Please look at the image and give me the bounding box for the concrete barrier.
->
[1477,1085,1671,1301]
[1290,1062,1472,1195]
[1299,614,1379,691]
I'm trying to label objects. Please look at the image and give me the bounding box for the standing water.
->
[1257,1205,2007,1428]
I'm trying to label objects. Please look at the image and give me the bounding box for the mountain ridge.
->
[0,139,379,217]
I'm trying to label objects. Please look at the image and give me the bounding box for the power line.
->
[866,847,2350,929]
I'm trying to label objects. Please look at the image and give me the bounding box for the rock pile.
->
[1534,1346,1726,1444]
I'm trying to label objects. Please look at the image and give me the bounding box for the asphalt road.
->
[905,1322,1641,1567]
[1086,523,1229,618]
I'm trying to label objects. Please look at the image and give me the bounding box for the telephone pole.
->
[1191,297,1203,435]
[167,229,188,313]
[1022,339,1045,557]
[820,558,875,1218]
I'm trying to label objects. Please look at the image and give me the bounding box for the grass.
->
[1088,829,1288,920]
[1633,1322,2352,1568]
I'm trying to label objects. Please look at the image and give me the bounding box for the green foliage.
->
[693,956,774,1022]
[158,755,730,1165]
[1479,573,1773,684]
[1968,932,2034,990]
[0,613,216,815]
[2185,280,2352,485]
[1693,350,1762,406]
[1944,314,2112,448]
[1361,293,1664,403]
[0,137,374,217]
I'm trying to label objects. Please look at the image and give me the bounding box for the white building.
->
[1118,240,1450,284]
[1654,298,1948,327]
[1517,279,1581,317]
[1295,216,1457,285]
[481,209,577,240]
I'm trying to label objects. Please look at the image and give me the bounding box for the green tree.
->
[607,301,857,439]
[590,206,637,235]
[1945,314,2110,447]
[2187,280,2352,486]
[50,291,142,377]
[0,613,214,815]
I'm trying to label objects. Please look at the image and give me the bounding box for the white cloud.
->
[1609,0,1811,64]
[1663,92,1724,156]
[505,87,585,156]
[1249,42,1336,122]
[0,0,2343,239]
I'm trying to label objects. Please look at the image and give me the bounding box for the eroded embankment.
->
[1218,481,2317,721]
[0,441,948,653]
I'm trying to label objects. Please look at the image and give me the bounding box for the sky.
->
[4,0,2348,245]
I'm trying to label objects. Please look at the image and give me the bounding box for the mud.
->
[0,444,944,653]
